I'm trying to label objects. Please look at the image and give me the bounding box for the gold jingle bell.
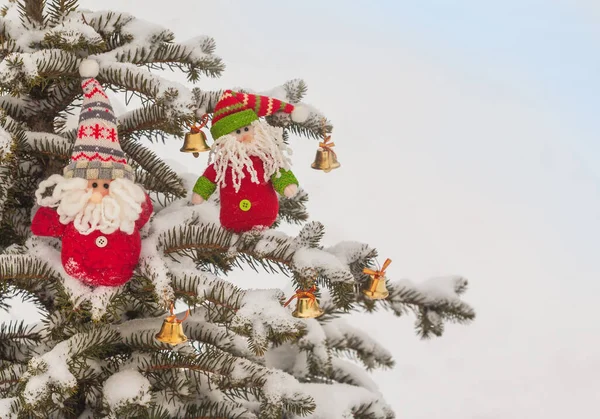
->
[362,258,392,300]
[180,114,211,158]
[311,128,340,173]
[155,303,189,345]
[284,286,325,319]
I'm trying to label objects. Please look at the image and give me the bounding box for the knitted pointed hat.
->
[63,59,134,181]
[210,89,310,140]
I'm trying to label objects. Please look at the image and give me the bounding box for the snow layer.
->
[0,126,11,157]
[290,383,392,419]
[231,289,302,343]
[292,248,354,283]
[0,398,17,419]
[22,341,77,406]
[103,369,152,410]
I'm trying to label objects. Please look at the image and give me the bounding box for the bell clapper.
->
[284,284,325,319]
[180,113,211,157]
[155,302,190,345]
[362,258,391,300]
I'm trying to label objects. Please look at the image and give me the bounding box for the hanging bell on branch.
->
[180,113,210,158]
[362,258,391,300]
[284,285,325,319]
[155,303,190,345]
[311,120,340,172]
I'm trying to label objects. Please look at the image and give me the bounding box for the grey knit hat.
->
[63,59,133,181]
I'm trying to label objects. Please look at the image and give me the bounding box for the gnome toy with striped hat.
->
[191,89,309,233]
[30,59,153,287]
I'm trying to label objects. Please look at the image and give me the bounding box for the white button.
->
[95,236,108,248]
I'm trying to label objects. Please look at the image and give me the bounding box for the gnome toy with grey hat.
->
[31,59,153,287]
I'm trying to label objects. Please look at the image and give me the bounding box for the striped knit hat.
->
[63,59,133,181]
[210,89,310,140]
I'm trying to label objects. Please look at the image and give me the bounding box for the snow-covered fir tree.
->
[0,1,475,418]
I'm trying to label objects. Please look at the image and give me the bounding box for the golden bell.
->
[311,148,340,172]
[362,276,389,300]
[180,131,210,158]
[155,304,189,345]
[155,316,188,345]
[292,297,325,319]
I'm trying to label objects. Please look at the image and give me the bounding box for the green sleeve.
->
[193,176,217,200]
[271,168,299,195]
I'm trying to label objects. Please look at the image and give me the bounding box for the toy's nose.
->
[89,191,103,204]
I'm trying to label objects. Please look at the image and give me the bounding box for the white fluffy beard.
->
[35,174,146,235]
[211,120,293,192]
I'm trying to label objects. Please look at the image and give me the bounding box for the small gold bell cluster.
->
[283,259,392,319]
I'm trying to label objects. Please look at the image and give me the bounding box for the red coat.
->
[194,156,298,233]
[30,194,153,287]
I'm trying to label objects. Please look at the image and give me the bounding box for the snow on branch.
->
[20,326,119,409]
[0,49,79,93]
[330,358,380,392]
[0,320,43,363]
[102,369,152,413]
[323,318,394,370]
[290,383,393,419]
[230,289,306,356]
[22,130,72,160]
[0,253,61,310]
[386,276,475,338]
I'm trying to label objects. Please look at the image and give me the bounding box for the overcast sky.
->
[4,1,600,417]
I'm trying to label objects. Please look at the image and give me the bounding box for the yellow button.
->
[239,199,252,211]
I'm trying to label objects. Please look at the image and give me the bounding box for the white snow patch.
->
[326,241,374,264]
[0,126,12,157]
[418,276,463,300]
[231,289,302,342]
[290,383,392,419]
[0,398,17,419]
[103,369,152,410]
[298,319,329,365]
[23,341,77,406]
[47,20,103,46]
[292,248,353,282]
[331,358,380,392]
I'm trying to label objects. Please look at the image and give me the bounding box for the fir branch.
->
[0,363,27,397]
[17,0,46,29]
[23,130,72,160]
[324,320,394,370]
[0,254,59,310]
[0,321,42,362]
[190,87,223,114]
[118,104,180,141]
[99,62,161,100]
[275,189,309,227]
[174,401,255,419]
[46,0,78,26]
[85,10,135,50]
[120,137,185,198]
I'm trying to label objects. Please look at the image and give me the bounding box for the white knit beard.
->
[211,120,292,193]
[35,175,146,235]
